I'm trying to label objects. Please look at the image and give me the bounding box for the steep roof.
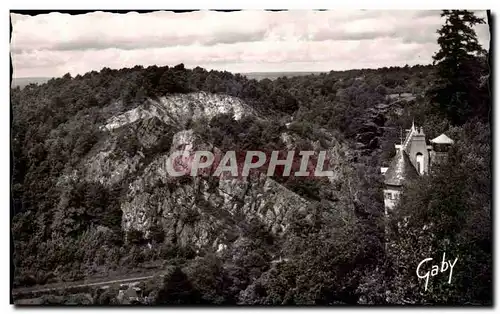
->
[430,133,454,144]
[384,149,419,186]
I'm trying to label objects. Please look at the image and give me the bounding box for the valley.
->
[11,59,491,305]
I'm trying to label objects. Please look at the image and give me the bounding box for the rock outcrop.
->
[120,128,309,250]
[101,92,257,131]
[57,91,353,253]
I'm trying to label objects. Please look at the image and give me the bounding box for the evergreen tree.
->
[429,10,489,125]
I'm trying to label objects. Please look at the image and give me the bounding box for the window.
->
[416,153,424,174]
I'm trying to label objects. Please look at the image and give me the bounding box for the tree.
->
[156,267,201,304]
[429,10,488,125]
[434,10,485,74]
[185,255,226,304]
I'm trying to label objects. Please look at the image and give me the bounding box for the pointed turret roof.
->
[384,149,419,186]
[430,133,454,144]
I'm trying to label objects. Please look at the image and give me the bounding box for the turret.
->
[382,149,419,215]
[429,133,454,166]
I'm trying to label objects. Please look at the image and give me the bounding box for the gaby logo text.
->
[416,252,458,291]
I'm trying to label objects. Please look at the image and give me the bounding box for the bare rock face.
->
[120,128,309,250]
[100,92,256,131]
[59,91,353,253]
[84,146,142,187]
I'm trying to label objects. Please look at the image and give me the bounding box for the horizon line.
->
[11,63,439,80]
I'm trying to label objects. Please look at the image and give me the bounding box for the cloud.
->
[11,11,271,53]
[10,10,491,77]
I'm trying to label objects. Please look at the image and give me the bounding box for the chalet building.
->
[380,121,454,214]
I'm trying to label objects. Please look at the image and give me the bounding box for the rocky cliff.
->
[56,92,353,253]
[101,92,257,131]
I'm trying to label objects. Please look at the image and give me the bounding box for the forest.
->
[11,10,491,305]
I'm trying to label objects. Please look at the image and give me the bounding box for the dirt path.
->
[12,272,162,296]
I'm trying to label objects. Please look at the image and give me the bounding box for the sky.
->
[10,10,490,78]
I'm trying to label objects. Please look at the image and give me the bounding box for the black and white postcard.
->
[9,8,492,306]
